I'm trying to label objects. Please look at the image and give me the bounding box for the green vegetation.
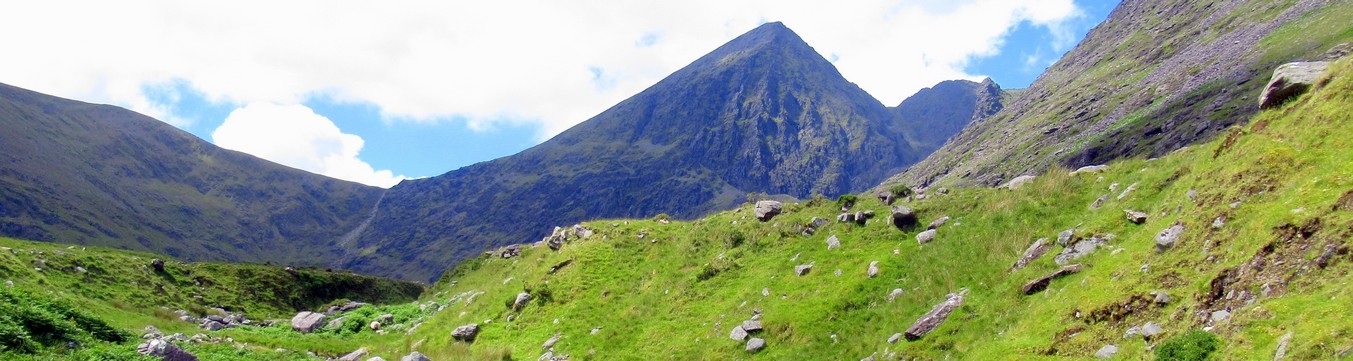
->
[888,184,913,198]
[1156,330,1221,361]
[835,194,859,209]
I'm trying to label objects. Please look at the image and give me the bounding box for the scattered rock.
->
[1000,175,1037,190]
[1056,229,1077,247]
[1055,237,1107,265]
[591,327,602,335]
[328,301,368,314]
[337,347,369,361]
[513,291,533,311]
[741,320,762,333]
[370,321,381,331]
[1156,223,1185,252]
[1211,310,1230,323]
[1187,189,1198,202]
[888,333,902,344]
[826,235,841,250]
[794,264,813,276]
[400,352,432,361]
[1275,332,1294,360]
[1212,216,1226,229]
[854,211,869,225]
[811,217,830,229]
[754,201,783,222]
[451,323,480,342]
[746,337,766,352]
[1140,322,1163,339]
[916,229,937,244]
[137,338,198,361]
[1116,183,1139,200]
[1124,210,1148,224]
[3,280,11,288]
[762,288,770,297]
[1260,61,1332,109]
[377,314,394,323]
[904,289,967,341]
[199,320,225,331]
[1022,264,1082,295]
[290,311,326,333]
[729,326,748,340]
[1072,165,1108,175]
[1152,291,1172,305]
[890,206,919,229]
[542,333,561,349]
[867,261,880,278]
[926,216,951,230]
[1012,238,1051,271]
[1090,194,1109,210]
[1094,344,1118,359]
[326,316,348,330]
[887,288,904,303]
[151,259,166,272]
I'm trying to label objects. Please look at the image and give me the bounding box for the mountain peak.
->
[680,21,821,74]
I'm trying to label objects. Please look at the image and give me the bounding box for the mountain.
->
[343,22,926,282]
[893,78,1006,154]
[0,82,383,266]
[882,0,1348,189]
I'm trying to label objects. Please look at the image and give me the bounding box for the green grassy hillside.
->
[393,59,1353,359]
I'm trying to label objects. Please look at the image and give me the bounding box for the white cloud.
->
[0,0,1085,141]
[212,102,406,188]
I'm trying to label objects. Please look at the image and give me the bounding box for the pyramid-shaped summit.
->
[343,22,924,282]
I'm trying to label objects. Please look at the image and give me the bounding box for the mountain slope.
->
[346,22,925,282]
[893,78,1005,154]
[883,0,1350,189]
[0,82,384,266]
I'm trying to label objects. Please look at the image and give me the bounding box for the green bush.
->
[0,287,129,354]
[888,184,914,197]
[836,194,859,209]
[1155,330,1220,361]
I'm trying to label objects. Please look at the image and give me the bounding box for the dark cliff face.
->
[0,82,383,265]
[882,0,1341,189]
[347,22,924,282]
[893,78,1005,155]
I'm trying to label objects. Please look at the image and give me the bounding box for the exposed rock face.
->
[1022,264,1083,295]
[755,201,784,222]
[826,235,841,250]
[542,333,561,349]
[400,352,432,361]
[290,311,325,333]
[891,206,919,229]
[151,259,165,272]
[451,323,481,342]
[1012,238,1051,271]
[893,78,1006,154]
[136,339,199,361]
[1156,224,1185,252]
[1055,237,1108,265]
[730,326,748,340]
[513,291,533,311]
[916,229,937,244]
[1056,229,1077,247]
[1259,61,1331,109]
[926,216,950,230]
[904,289,967,341]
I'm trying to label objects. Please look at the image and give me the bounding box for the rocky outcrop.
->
[1022,264,1082,295]
[1259,61,1331,109]
[513,291,533,311]
[891,207,919,229]
[290,311,325,333]
[904,289,967,341]
[795,263,813,276]
[451,323,480,342]
[755,201,783,222]
[1124,210,1148,224]
[1156,223,1185,252]
[926,216,950,230]
[151,259,166,272]
[1011,238,1051,271]
[826,235,841,250]
[1055,236,1108,265]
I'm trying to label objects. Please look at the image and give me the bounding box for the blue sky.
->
[1,0,1119,187]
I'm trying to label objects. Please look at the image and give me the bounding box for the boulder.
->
[746,337,766,352]
[199,320,225,331]
[338,347,369,361]
[1116,182,1139,200]
[1090,194,1108,210]
[837,212,856,223]
[400,352,432,361]
[904,290,967,341]
[377,314,394,323]
[1275,332,1294,360]
[1152,291,1172,305]
[513,291,533,310]
[888,333,902,344]
[1156,223,1185,252]
[1211,310,1230,323]
[326,316,348,330]
[887,288,904,303]
[1056,229,1077,247]
[1071,165,1108,175]
[151,259,166,272]
[451,323,480,342]
[1055,237,1107,265]
[1095,344,1118,359]
[754,201,783,222]
[1259,61,1331,109]
[542,333,561,349]
[890,206,919,229]
[794,264,813,276]
[290,311,325,333]
[136,339,199,361]
[811,217,830,229]
[729,326,748,340]
[1124,210,1148,224]
[1139,322,1163,339]
[867,261,880,278]
[926,216,950,230]
[826,235,841,250]
[1011,238,1051,271]
[1000,175,1037,190]
[741,320,762,333]
[370,321,381,331]
[1021,264,1082,295]
[854,211,868,225]
[916,229,937,244]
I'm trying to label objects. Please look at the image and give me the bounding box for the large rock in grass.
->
[904,289,967,341]
[1011,238,1051,271]
[730,326,748,340]
[1021,264,1082,295]
[1156,223,1185,252]
[916,229,937,244]
[451,323,480,342]
[746,337,766,352]
[890,206,919,229]
[513,291,532,311]
[290,311,325,333]
[1259,61,1330,109]
[400,352,432,361]
[136,339,199,361]
[337,347,369,361]
[1000,175,1036,190]
[754,201,783,222]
